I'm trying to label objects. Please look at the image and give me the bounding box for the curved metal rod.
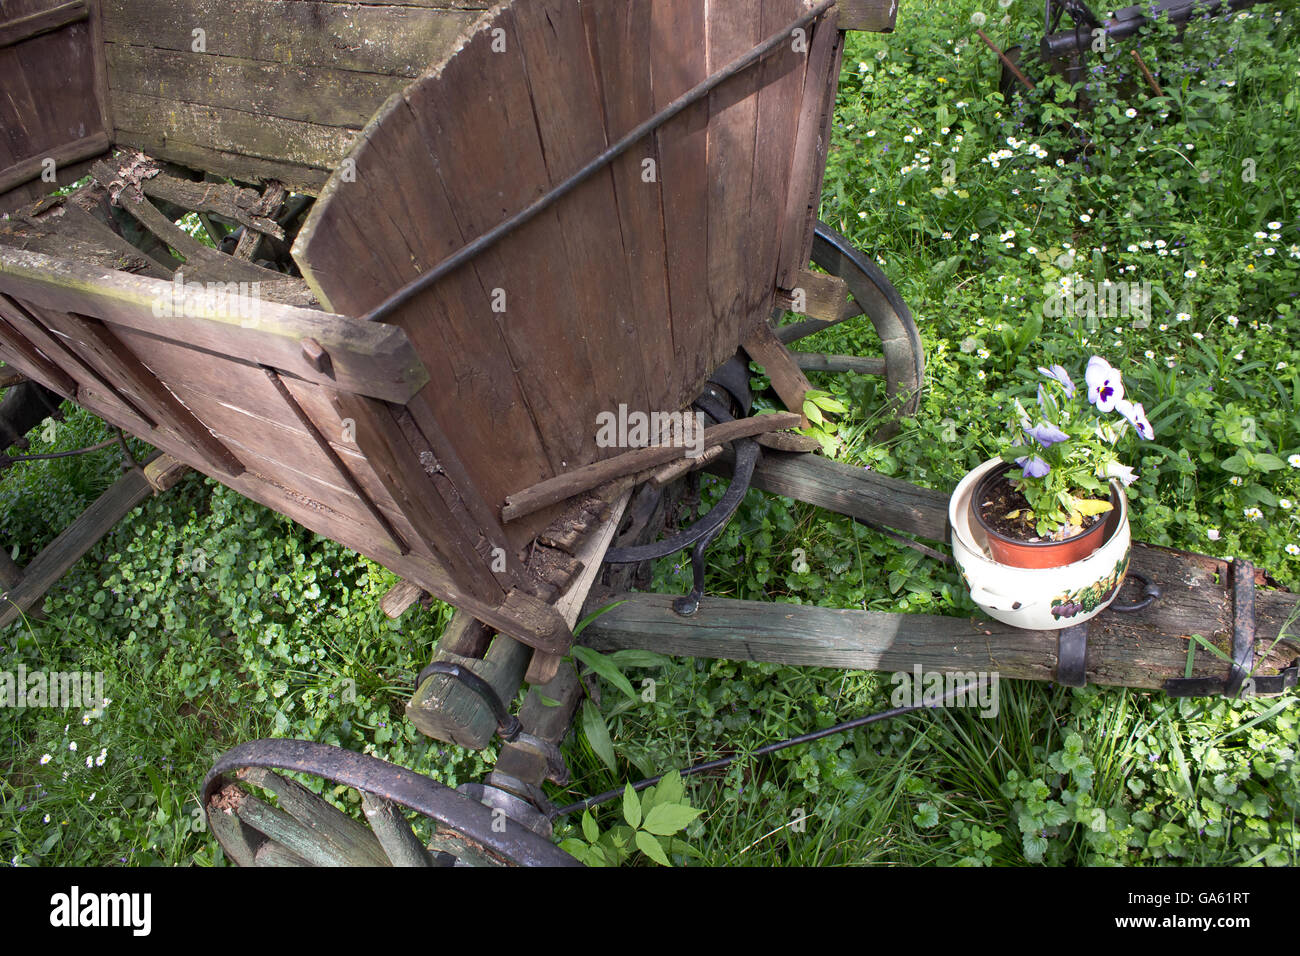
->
[203,739,578,867]
[415,661,523,741]
[1109,571,1161,613]
[603,438,761,566]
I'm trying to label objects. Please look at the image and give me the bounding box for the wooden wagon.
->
[0,0,1295,867]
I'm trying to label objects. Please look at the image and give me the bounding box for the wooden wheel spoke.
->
[360,791,436,868]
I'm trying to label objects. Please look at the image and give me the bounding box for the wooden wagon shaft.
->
[579,545,1300,692]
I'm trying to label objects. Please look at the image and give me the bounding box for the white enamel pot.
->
[949,457,1131,631]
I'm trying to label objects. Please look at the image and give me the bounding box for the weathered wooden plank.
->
[109,92,357,172]
[776,15,841,289]
[0,132,109,195]
[111,128,328,195]
[525,486,632,685]
[838,0,900,32]
[0,246,430,403]
[1,195,169,277]
[359,792,434,867]
[231,792,358,867]
[650,0,711,401]
[742,449,950,541]
[0,465,155,628]
[775,268,854,321]
[579,565,1300,692]
[240,767,390,867]
[294,90,559,544]
[792,352,886,375]
[0,293,157,426]
[380,579,426,620]
[101,0,483,77]
[28,305,246,477]
[503,412,802,523]
[743,320,812,424]
[0,1,87,49]
[513,0,649,427]
[330,389,502,602]
[404,10,597,473]
[583,0,676,411]
[104,42,398,130]
[0,311,78,397]
[126,168,285,240]
[706,0,762,360]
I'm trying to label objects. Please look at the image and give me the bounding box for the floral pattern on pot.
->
[1050,552,1131,619]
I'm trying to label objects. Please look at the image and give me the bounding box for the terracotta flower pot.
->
[949,457,1131,631]
[972,461,1120,569]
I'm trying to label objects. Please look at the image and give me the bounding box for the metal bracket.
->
[1163,558,1292,698]
[1057,623,1089,688]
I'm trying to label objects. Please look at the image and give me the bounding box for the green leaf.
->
[642,803,704,836]
[570,645,637,701]
[572,600,627,637]
[581,699,618,773]
[802,399,826,426]
[1221,454,1250,474]
[807,391,848,414]
[606,649,673,669]
[1254,453,1285,472]
[635,830,671,866]
[622,784,641,830]
[581,810,599,843]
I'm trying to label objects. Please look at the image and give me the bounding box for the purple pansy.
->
[1085,356,1124,412]
[1115,398,1154,440]
[1025,422,1069,448]
[1017,455,1051,478]
[1037,364,1076,397]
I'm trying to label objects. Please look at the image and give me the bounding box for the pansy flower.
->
[1025,422,1069,448]
[1037,364,1076,397]
[1115,398,1154,440]
[1085,356,1124,412]
[1017,455,1051,478]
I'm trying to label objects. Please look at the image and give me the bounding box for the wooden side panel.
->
[0,0,111,201]
[99,0,489,189]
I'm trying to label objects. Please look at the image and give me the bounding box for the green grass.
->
[3,0,1299,867]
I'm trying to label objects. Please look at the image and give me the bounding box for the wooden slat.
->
[0,132,109,195]
[706,0,762,363]
[330,389,503,603]
[405,10,597,473]
[837,0,900,32]
[742,320,812,424]
[294,90,560,540]
[650,0,711,401]
[359,792,434,867]
[583,0,676,413]
[142,453,190,492]
[240,767,390,867]
[380,579,426,620]
[29,305,247,477]
[0,312,78,397]
[101,0,484,77]
[0,466,155,628]
[0,1,87,50]
[775,268,853,321]
[111,130,328,195]
[109,92,357,172]
[776,15,842,289]
[582,542,1300,691]
[503,412,803,523]
[0,293,155,425]
[513,0,650,427]
[104,42,398,130]
[0,246,430,403]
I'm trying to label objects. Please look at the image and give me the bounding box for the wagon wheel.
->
[203,739,579,867]
[776,221,924,439]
